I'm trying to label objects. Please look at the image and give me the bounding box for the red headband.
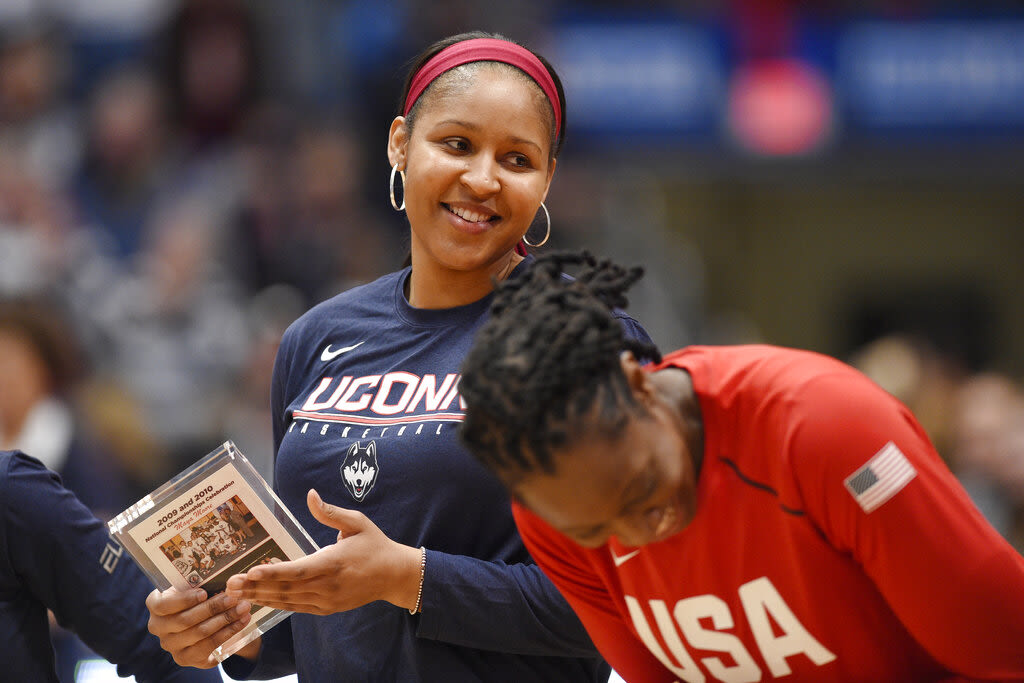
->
[403,38,561,138]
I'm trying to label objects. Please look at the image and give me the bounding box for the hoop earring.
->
[390,165,406,211]
[522,202,551,247]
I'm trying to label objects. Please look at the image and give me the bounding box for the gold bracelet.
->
[409,546,426,615]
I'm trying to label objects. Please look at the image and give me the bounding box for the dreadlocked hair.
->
[459,251,662,483]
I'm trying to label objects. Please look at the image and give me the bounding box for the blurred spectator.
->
[950,373,1024,552]
[157,0,263,158]
[0,18,80,190]
[850,334,966,459]
[144,0,270,279]
[222,104,296,292]
[0,144,77,297]
[60,0,174,99]
[292,123,395,293]
[0,140,148,396]
[228,115,396,307]
[89,195,249,473]
[0,22,83,302]
[72,64,174,260]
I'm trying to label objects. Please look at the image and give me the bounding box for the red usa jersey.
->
[514,345,1024,682]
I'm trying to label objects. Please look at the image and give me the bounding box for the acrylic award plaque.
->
[108,440,319,662]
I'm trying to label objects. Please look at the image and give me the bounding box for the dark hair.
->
[458,252,661,481]
[397,30,567,159]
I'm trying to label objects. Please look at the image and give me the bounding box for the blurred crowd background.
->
[0,0,1022,676]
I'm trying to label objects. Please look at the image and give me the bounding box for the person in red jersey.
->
[458,251,1024,683]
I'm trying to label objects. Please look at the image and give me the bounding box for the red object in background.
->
[728,58,833,156]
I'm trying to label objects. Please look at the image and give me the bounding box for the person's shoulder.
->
[283,270,406,341]
[661,345,877,435]
[0,451,69,520]
[665,343,840,363]
[0,450,53,482]
[662,344,855,383]
[690,345,895,429]
[614,310,654,347]
[323,270,406,308]
[527,258,655,345]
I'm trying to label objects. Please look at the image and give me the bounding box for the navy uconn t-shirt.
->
[229,258,652,682]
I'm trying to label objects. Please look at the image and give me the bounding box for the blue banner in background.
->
[837,21,1024,130]
[547,21,726,140]
[547,14,1024,148]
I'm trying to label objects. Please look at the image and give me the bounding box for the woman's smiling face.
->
[389,63,556,275]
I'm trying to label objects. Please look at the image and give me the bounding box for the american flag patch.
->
[844,441,916,513]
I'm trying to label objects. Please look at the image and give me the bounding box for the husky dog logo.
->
[341,441,378,501]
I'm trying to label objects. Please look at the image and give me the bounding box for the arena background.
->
[0,0,1021,680]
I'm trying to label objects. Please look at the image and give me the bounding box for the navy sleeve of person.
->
[223,257,655,681]
[0,450,222,683]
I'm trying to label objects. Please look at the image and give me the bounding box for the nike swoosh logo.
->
[321,341,365,361]
[611,548,640,567]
